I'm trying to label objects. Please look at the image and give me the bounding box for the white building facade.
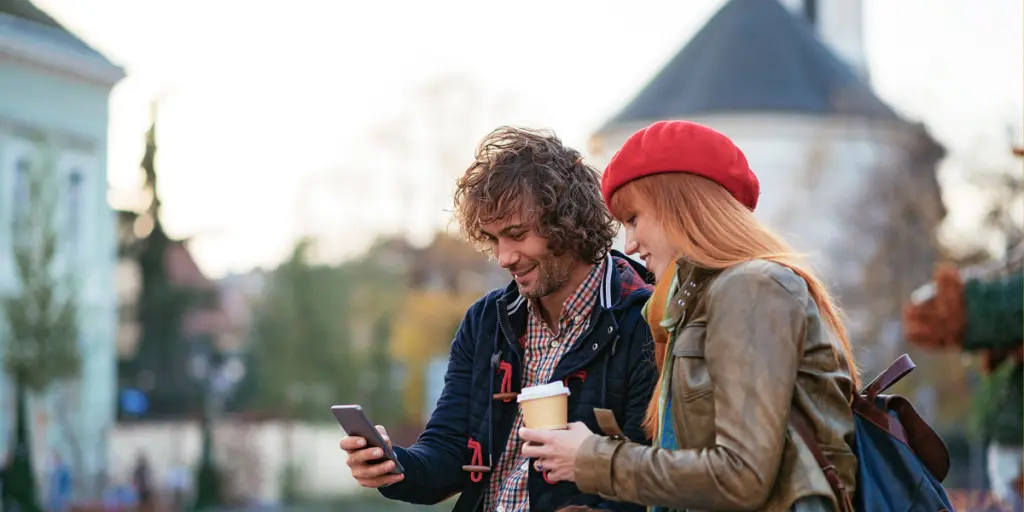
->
[0,0,125,498]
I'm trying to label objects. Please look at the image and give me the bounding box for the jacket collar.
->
[660,258,721,332]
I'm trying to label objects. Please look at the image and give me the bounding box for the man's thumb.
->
[375,425,392,447]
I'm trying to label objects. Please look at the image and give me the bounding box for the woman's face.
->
[622,207,676,281]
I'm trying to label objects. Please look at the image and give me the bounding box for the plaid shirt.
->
[485,258,607,512]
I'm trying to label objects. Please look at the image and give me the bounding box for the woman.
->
[521,120,859,511]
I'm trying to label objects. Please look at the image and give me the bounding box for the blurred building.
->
[590,0,947,372]
[0,0,124,494]
[215,268,267,352]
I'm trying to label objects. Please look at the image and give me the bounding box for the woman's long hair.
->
[609,172,860,438]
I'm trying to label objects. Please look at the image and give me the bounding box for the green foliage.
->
[361,316,398,426]
[1,148,80,391]
[247,239,404,422]
[279,463,304,503]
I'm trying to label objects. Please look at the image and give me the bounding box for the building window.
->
[67,169,84,252]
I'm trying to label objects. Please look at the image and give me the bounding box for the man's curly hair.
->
[454,126,616,264]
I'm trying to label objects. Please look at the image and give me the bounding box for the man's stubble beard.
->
[520,253,574,300]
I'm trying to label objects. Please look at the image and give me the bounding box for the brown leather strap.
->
[593,408,625,440]
[874,395,951,481]
[789,409,855,512]
[852,394,909,445]
[860,353,915,401]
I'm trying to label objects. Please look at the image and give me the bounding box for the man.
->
[340,126,657,512]
[132,453,154,512]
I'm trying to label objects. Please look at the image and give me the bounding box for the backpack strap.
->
[860,353,915,401]
[788,408,855,512]
[852,355,952,481]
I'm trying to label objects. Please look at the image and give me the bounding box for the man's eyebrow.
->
[480,224,526,238]
[499,224,526,235]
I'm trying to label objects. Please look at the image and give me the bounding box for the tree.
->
[342,245,406,426]
[247,238,410,421]
[960,149,1024,257]
[126,103,202,419]
[249,240,358,420]
[244,240,354,499]
[1,146,81,512]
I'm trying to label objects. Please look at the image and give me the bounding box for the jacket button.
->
[607,326,613,334]
[592,343,599,350]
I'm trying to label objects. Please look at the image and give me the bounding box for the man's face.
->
[479,214,576,300]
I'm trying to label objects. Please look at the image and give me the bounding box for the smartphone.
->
[331,405,405,475]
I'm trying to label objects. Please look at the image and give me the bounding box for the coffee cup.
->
[518,381,571,430]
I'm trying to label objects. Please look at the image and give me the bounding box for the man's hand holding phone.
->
[340,425,405,488]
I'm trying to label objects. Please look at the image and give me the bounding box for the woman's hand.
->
[519,422,594,483]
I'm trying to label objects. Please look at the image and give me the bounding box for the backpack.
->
[791,354,955,512]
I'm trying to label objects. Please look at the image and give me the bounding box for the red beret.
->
[601,120,760,211]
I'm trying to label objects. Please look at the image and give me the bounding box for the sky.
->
[33,0,1024,278]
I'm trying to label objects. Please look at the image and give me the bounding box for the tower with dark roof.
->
[590,0,947,370]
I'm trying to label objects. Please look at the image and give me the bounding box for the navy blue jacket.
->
[380,251,657,512]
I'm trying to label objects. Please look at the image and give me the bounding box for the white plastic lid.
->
[517,381,571,402]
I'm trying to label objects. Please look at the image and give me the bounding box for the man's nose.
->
[496,244,520,269]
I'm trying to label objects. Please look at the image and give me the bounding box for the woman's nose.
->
[624,239,639,255]
[623,227,639,255]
